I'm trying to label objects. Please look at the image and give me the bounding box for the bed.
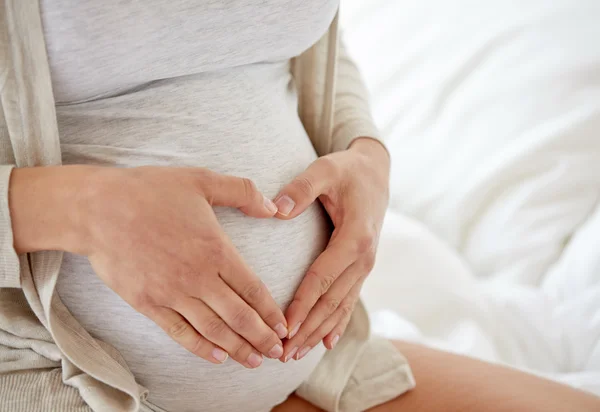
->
[342,0,600,396]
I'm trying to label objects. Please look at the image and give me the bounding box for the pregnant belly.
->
[55,64,331,411]
[57,202,329,412]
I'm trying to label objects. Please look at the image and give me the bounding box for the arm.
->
[292,20,385,156]
[276,28,391,359]
[330,39,383,154]
[4,165,290,366]
[8,166,90,255]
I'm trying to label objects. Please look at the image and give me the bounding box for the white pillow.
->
[343,0,600,284]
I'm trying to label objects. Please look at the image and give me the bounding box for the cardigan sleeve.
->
[0,2,21,289]
[292,26,387,156]
[0,164,21,288]
[329,39,384,153]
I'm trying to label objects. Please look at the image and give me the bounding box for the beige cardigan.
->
[0,1,413,411]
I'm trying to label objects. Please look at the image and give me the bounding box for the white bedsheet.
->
[362,209,600,395]
[342,0,600,395]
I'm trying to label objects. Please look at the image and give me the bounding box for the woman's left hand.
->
[272,137,390,362]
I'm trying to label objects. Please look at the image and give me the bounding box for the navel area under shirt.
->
[40,1,339,410]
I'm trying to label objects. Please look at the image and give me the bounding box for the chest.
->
[40,0,339,103]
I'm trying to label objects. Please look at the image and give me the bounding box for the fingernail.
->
[288,322,301,339]
[284,347,298,362]
[274,195,295,216]
[268,344,284,359]
[330,335,340,349]
[247,353,263,368]
[296,346,311,361]
[212,348,228,363]
[274,323,288,340]
[263,195,278,214]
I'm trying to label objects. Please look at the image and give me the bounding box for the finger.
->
[291,280,362,362]
[147,305,229,365]
[202,277,284,360]
[280,262,362,361]
[284,237,355,340]
[175,297,264,369]
[216,241,288,339]
[323,307,353,350]
[199,171,278,218]
[273,157,338,219]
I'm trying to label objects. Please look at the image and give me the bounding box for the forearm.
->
[8,165,96,254]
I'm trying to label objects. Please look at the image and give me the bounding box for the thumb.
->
[204,174,278,218]
[273,158,334,220]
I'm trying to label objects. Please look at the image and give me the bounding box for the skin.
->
[9,137,389,367]
[273,341,600,411]
[10,145,599,411]
[10,165,290,368]
[273,137,390,361]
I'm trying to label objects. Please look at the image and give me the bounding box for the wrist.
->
[9,165,102,254]
[349,137,391,173]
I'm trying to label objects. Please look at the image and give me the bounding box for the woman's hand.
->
[69,166,288,368]
[272,138,390,361]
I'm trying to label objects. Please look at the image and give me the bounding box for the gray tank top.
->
[41,1,338,411]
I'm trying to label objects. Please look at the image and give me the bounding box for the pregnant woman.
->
[1,1,412,410]
[2,1,600,412]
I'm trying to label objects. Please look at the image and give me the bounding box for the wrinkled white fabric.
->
[344,0,600,397]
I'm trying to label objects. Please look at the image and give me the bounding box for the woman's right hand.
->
[10,165,287,368]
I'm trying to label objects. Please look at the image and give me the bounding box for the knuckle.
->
[262,309,281,326]
[355,231,376,255]
[319,274,337,294]
[292,176,315,198]
[339,304,354,319]
[203,316,228,339]
[174,267,195,288]
[168,319,191,339]
[231,341,248,360]
[194,169,217,197]
[190,336,207,356]
[194,168,213,183]
[363,251,376,271]
[341,313,353,329]
[256,332,275,350]
[240,280,264,304]
[241,177,258,200]
[324,297,342,315]
[295,331,310,344]
[130,288,155,311]
[210,242,228,265]
[231,307,254,331]
[306,270,336,295]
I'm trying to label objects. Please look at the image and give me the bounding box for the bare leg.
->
[273,341,600,412]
